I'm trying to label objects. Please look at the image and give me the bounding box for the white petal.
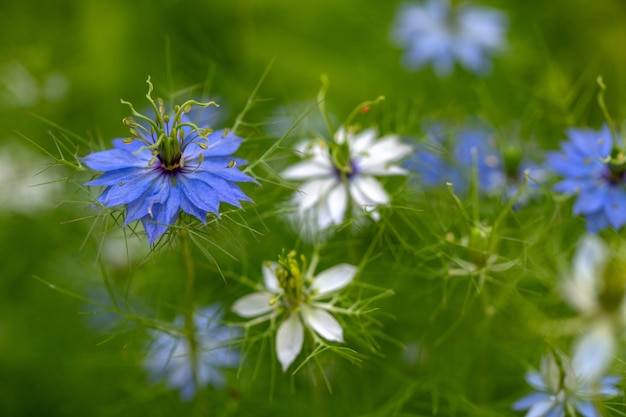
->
[363,165,408,176]
[540,353,561,393]
[312,264,357,297]
[295,178,336,212]
[232,293,274,318]
[282,160,331,180]
[262,261,281,293]
[349,176,389,207]
[334,127,348,144]
[276,313,304,372]
[571,319,616,383]
[350,128,377,153]
[325,182,348,225]
[562,234,608,313]
[357,136,412,172]
[301,305,344,342]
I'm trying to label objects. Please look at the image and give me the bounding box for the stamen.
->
[228,160,237,168]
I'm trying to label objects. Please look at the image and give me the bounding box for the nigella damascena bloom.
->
[408,124,545,201]
[143,306,240,400]
[232,251,357,372]
[560,234,626,383]
[513,352,620,417]
[390,0,507,76]
[546,124,626,231]
[281,127,411,237]
[82,78,256,245]
[408,124,503,194]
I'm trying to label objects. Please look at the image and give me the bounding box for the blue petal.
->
[180,192,211,223]
[85,167,150,187]
[512,392,550,410]
[575,401,599,417]
[82,147,150,171]
[192,173,252,208]
[141,186,181,245]
[97,172,158,207]
[584,210,611,232]
[573,186,608,214]
[603,186,626,229]
[200,129,243,157]
[124,176,170,225]
[545,403,564,417]
[142,217,170,246]
[201,167,257,184]
[179,177,221,216]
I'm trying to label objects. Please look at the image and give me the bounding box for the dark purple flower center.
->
[603,165,626,185]
[158,151,183,171]
[333,160,359,182]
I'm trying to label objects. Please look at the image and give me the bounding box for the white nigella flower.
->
[232,251,357,372]
[513,352,620,417]
[281,126,411,237]
[560,234,626,383]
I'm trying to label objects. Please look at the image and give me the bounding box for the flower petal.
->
[301,305,343,342]
[232,292,275,318]
[312,264,357,297]
[512,392,551,411]
[262,262,281,293]
[282,160,332,180]
[575,401,600,417]
[562,234,607,313]
[524,399,557,417]
[349,176,389,207]
[276,313,304,372]
[571,318,616,383]
[326,181,348,226]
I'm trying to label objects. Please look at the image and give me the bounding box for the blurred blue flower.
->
[82,79,256,245]
[546,124,626,231]
[513,352,619,417]
[409,125,502,193]
[143,306,240,401]
[390,0,507,76]
[408,124,545,203]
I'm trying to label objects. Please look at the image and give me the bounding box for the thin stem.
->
[180,230,199,394]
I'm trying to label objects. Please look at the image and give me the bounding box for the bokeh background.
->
[2,0,626,416]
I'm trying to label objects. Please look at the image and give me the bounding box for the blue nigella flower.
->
[408,123,545,203]
[390,0,507,77]
[513,352,620,417]
[546,124,626,231]
[408,124,503,194]
[143,305,240,401]
[82,78,256,245]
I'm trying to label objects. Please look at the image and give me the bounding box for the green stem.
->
[180,230,199,393]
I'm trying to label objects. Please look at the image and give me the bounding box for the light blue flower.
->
[513,352,620,417]
[408,123,545,203]
[390,0,507,76]
[546,124,626,231]
[82,78,256,245]
[408,124,503,194]
[143,306,240,401]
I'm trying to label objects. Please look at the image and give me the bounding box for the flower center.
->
[273,251,310,310]
[120,77,218,175]
[329,141,358,181]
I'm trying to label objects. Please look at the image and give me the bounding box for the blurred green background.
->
[2,0,626,416]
